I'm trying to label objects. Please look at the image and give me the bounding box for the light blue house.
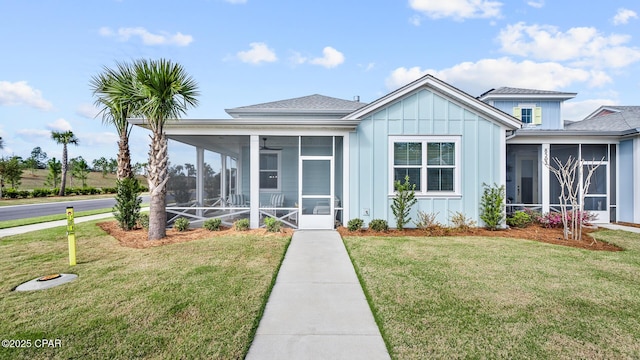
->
[136,74,637,229]
[481,88,635,224]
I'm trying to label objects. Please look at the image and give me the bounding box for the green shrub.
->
[347,218,364,232]
[101,187,117,194]
[2,188,30,199]
[174,217,190,232]
[391,175,417,230]
[449,211,477,230]
[32,188,53,197]
[203,218,222,231]
[414,210,441,230]
[507,211,533,228]
[264,217,282,232]
[234,218,250,231]
[137,213,149,230]
[369,219,389,232]
[479,183,506,230]
[112,177,142,231]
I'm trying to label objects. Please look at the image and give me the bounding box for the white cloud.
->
[237,42,278,64]
[359,62,376,71]
[309,47,345,68]
[82,132,119,146]
[289,52,308,65]
[76,103,99,119]
[564,98,618,121]
[497,22,640,68]
[16,128,50,139]
[47,118,72,132]
[0,81,53,110]
[99,26,193,46]
[613,8,638,25]
[409,15,422,26]
[409,0,503,20]
[527,0,544,8]
[386,58,611,95]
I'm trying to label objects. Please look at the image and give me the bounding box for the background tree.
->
[51,130,79,196]
[92,157,109,177]
[27,146,48,174]
[0,136,4,149]
[45,157,62,189]
[0,156,23,197]
[129,59,199,240]
[70,156,91,188]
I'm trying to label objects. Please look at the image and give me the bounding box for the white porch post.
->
[221,155,227,206]
[342,133,350,225]
[542,143,550,214]
[634,138,640,223]
[250,135,260,228]
[196,147,204,217]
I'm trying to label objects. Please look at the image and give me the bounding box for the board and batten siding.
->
[491,100,562,130]
[349,88,505,228]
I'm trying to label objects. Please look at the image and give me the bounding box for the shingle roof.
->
[566,107,640,132]
[228,94,367,111]
[479,87,577,100]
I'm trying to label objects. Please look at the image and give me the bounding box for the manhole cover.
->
[14,274,78,291]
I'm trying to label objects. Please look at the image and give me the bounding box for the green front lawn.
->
[344,231,640,359]
[0,222,290,359]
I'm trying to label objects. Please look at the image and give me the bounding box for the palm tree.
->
[0,136,4,149]
[90,62,135,180]
[51,130,79,196]
[130,59,199,240]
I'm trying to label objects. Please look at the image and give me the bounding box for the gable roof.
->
[583,105,640,120]
[225,94,367,118]
[565,107,640,133]
[343,74,521,129]
[478,87,577,101]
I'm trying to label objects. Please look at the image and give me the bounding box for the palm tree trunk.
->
[58,145,68,196]
[117,132,132,179]
[147,131,168,240]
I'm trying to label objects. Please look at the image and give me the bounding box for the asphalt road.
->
[0,196,150,222]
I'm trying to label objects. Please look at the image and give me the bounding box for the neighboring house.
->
[482,89,639,224]
[131,74,638,229]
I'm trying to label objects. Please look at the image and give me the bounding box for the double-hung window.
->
[390,136,461,195]
[259,151,280,190]
[513,104,541,126]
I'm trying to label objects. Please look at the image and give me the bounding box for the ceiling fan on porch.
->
[260,137,282,150]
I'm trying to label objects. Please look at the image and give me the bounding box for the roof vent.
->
[354,95,360,102]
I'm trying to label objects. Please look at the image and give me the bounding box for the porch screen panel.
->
[549,144,578,205]
[301,136,333,156]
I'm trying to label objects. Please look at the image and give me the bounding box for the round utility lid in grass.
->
[14,274,78,291]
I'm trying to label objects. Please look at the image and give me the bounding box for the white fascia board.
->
[130,118,360,134]
[479,93,577,101]
[343,74,521,130]
[507,134,621,145]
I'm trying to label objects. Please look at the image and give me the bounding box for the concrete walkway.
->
[0,213,115,238]
[599,223,640,233]
[246,230,390,360]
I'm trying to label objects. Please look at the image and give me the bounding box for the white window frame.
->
[259,150,281,192]
[389,136,461,197]
[517,103,537,126]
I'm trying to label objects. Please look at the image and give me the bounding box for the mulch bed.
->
[96,221,293,249]
[97,220,622,252]
[337,226,623,252]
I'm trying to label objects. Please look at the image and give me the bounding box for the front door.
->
[299,157,334,229]
[583,162,609,223]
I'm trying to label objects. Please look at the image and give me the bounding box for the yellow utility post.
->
[66,207,76,266]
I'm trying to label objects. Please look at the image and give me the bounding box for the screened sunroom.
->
[506,142,617,223]
[163,133,348,230]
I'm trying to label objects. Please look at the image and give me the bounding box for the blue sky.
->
[1,0,640,166]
